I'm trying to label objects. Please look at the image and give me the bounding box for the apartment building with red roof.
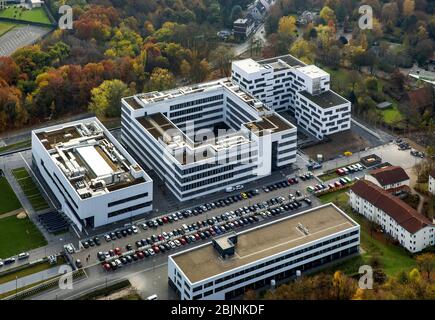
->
[349,180,434,253]
[365,165,410,191]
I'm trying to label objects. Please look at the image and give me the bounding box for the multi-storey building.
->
[350,180,434,253]
[233,18,255,40]
[231,54,351,139]
[32,118,153,231]
[121,78,297,201]
[168,203,360,300]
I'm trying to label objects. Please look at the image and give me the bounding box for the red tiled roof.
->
[369,166,409,187]
[350,180,433,234]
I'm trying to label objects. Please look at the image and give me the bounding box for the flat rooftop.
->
[137,113,252,165]
[35,119,147,199]
[244,114,296,137]
[299,90,349,108]
[295,65,329,79]
[172,204,358,283]
[259,54,306,68]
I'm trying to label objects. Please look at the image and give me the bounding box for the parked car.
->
[17,252,29,260]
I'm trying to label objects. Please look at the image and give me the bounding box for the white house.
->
[349,180,434,253]
[429,169,435,195]
[168,203,360,300]
[365,165,410,191]
[32,117,153,231]
[121,78,297,202]
[231,55,351,140]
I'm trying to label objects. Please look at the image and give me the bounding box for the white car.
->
[132,226,139,234]
[225,186,235,193]
[174,240,181,247]
[141,223,148,230]
[18,252,29,260]
[148,248,155,256]
[235,184,244,190]
[0,260,3,267]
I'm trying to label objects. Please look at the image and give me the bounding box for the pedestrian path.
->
[0,265,60,295]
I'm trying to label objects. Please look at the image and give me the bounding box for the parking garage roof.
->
[170,203,358,283]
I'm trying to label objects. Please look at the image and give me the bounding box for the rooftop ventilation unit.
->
[297,223,309,235]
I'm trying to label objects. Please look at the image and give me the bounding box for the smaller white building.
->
[429,169,435,195]
[32,117,153,231]
[365,165,410,191]
[350,180,435,253]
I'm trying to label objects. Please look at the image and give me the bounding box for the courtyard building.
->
[121,78,297,202]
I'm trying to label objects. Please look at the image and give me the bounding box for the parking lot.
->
[70,173,320,270]
[0,25,51,56]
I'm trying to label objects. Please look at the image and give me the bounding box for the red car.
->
[158,234,164,241]
[152,246,160,253]
[102,263,111,271]
[194,233,200,240]
[288,178,294,184]
[179,238,187,245]
[162,216,169,223]
[114,247,122,256]
[137,251,144,259]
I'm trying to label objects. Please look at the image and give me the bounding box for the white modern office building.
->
[232,54,351,140]
[350,180,435,253]
[168,203,360,300]
[121,78,297,201]
[32,118,153,231]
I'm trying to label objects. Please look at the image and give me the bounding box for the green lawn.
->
[12,168,49,212]
[318,191,416,276]
[380,105,404,125]
[0,21,16,36]
[0,177,22,215]
[0,7,51,24]
[0,140,31,154]
[0,215,47,259]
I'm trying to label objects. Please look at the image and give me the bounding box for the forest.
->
[0,0,433,133]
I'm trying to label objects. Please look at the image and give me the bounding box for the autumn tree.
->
[0,57,20,85]
[416,253,435,281]
[403,0,415,17]
[145,68,175,92]
[289,39,316,64]
[210,46,234,77]
[88,79,131,118]
[319,6,336,25]
[278,15,297,39]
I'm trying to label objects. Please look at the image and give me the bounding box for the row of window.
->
[169,94,224,111]
[107,193,148,207]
